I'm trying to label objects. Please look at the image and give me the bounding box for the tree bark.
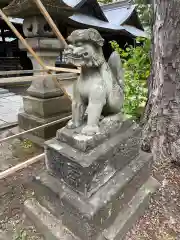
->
[142,0,180,162]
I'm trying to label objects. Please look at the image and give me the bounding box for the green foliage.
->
[133,0,153,33]
[21,139,33,149]
[110,37,151,120]
[98,0,113,3]
[13,230,27,240]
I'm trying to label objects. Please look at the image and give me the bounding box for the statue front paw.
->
[67,120,82,129]
[67,120,76,129]
[81,125,100,136]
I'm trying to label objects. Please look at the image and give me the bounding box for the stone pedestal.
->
[19,37,63,74]
[18,75,71,145]
[24,120,159,239]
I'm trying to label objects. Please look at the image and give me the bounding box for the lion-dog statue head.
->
[64,28,105,68]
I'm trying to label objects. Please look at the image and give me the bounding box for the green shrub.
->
[110,37,151,120]
[13,230,27,240]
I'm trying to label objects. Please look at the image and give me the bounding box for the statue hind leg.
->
[101,85,124,125]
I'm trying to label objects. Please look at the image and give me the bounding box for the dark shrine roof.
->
[3,0,147,38]
[64,0,108,21]
[67,0,147,37]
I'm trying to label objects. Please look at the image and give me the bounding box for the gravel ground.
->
[0,129,44,239]
[126,158,180,240]
[0,163,45,240]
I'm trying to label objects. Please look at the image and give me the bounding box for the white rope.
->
[0,153,45,180]
[0,115,71,144]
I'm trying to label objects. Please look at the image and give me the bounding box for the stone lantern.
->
[3,0,74,144]
[3,0,70,73]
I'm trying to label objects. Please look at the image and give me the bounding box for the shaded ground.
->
[1,128,180,239]
[0,163,45,240]
[126,158,180,240]
[0,129,44,239]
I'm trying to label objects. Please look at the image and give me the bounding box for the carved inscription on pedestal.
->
[46,148,84,191]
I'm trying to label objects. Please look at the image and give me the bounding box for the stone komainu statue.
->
[64,28,124,135]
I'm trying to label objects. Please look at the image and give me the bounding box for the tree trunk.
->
[142,0,180,162]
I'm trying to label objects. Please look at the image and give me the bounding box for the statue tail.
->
[108,51,124,89]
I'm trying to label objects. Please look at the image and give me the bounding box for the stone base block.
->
[56,117,131,152]
[18,112,70,140]
[26,74,64,99]
[33,152,154,238]
[24,119,159,239]
[26,164,159,240]
[24,198,76,240]
[23,95,71,118]
[46,120,141,196]
[102,177,158,240]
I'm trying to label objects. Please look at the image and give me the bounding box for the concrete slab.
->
[0,93,15,98]
[0,94,23,126]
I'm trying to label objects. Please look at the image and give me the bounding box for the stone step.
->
[102,177,160,240]
[27,151,155,240]
[25,176,159,240]
[32,151,152,219]
[24,198,79,240]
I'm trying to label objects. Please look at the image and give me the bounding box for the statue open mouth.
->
[64,54,84,67]
[64,51,90,67]
[64,52,89,59]
[66,55,83,60]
